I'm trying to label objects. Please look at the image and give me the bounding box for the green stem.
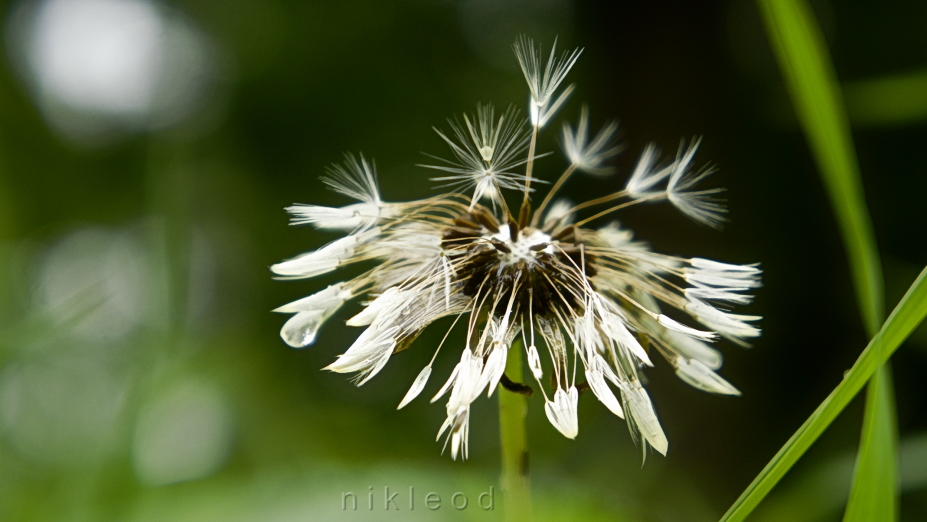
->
[499,342,531,522]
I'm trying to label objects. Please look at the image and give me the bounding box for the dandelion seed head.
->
[271,37,762,460]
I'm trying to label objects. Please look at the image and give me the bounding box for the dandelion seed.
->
[625,143,672,198]
[274,283,352,347]
[419,104,532,210]
[398,365,433,409]
[545,386,579,439]
[561,105,621,175]
[286,153,394,231]
[673,356,741,396]
[527,344,544,380]
[543,199,575,227]
[271,37,762,460]
[513,35,582,127]
[666,138,728,228]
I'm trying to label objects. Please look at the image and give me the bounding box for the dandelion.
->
[272,37,761,461]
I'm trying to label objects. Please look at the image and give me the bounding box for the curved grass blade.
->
[719,264,927,522]
[754,1,897,521]
[843,368,898,520]
[757,0,882,334]
[751,432,927,522]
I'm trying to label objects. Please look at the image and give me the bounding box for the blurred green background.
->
[0,0,925,520]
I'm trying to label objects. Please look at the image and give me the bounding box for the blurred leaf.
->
[719,263,927,522]
[757,0,882,334]
[753,1,897,521]
[844,69,927,128]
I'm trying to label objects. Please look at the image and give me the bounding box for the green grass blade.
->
[719,264,927,522]
[754,1,897,521]
[843,367,899,520]
[751,432,927,522]
[757,0,882,333]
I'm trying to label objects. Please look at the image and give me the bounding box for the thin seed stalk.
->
[532,163,577,227]
[565,189,629,214]
[520,122,540,216]
[574,193,665,227]
[499,340,531,522]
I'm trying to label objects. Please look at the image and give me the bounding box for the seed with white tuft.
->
[674,356,740,396]
[600,311,653,366]
[621,382,668,455]
[585,357,624,419]
[346,287,405,327]
[398,365,433,409]
[527,345,543,381]
[663,330,724,370]
[480,342,509,397]
[657,314,719,342]
[275,283,351,347]
[545,386,579,439]
[271,228,379,279]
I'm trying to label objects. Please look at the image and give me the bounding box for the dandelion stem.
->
[499,339,531,522]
